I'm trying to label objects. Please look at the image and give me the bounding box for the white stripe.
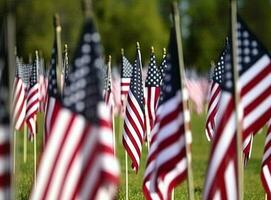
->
[240,55,270,88]
[47,115,87,200]
[225,161,237,200]
[31,109,72,200]
[0,156,10,175]
[45,98,56,133]
[0,188,10,200]
[26,104,39,119]
[0,127,9,143]
[26,92,39,108]
[243,95,271,130]
[263,165,271,193]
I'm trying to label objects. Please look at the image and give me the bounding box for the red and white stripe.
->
[44,96,56,143]
[12,77,26,130]
[39,75,48,112]
[203,92,239,200]
[241,55,271,159]
[31,101,120,200]
[145,87,160,131]
[120,77,131,107]
[26,83,39,136]
[261,120,271,198]
[123,90,145,172]
[0,126,11,199]
[205,81,221,141]
[143,90,191,200]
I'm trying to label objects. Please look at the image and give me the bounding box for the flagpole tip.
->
[53,13,61,27]
[151,46,154,53]
[121,48,124,56]
[35,50,39,57]
[136,42,140,50]
[108,55,112,62]
[163,48,167,55]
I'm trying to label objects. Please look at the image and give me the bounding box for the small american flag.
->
[0,35,11,199]
[123,45,145,172]
[31,18,120,200]
[203,16,271,199]
[12,57,26,130]
[44,41,59,143]
[120,52,133,108]
[103,60,114,108]
[205,48,225,141]
[261,120,271,198]
[145,51,161,131]
[143,28,191,199]
[26,56,39,137]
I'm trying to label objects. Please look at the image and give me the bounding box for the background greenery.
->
[14,113,267,199]
[1,0,271,71]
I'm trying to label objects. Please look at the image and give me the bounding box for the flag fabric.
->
[145,51,161,131]
[205,50,225,141]
[12,57,26,130]
[26,57,39,137]
[44,42,59,143]
[38,59,47,112]
[31,18,120,200]
[103,62,114,108]
[120,53,133,108]
[203,16,271,199]
[0,24,11,199]
[261,120,271,198]
[158,52,167,85]
[143,28,191,200]
[122,46,145,172]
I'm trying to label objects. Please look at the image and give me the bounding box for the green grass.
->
[14,112,267,199]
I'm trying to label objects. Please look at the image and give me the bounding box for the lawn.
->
[14,112,267,199]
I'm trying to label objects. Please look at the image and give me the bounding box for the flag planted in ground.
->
[31,17,120,200]
[143,28,191,200]
[123,45,145,172]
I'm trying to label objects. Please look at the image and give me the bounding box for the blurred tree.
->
[0,0,270,71]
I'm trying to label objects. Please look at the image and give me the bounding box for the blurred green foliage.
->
[0,0,270,71]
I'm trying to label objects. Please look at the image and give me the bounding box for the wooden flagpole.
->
[23,124,27,162]
[230,0,243,199]
[108,55,116,156]
[53,14,63,95]
[33,50,40,188]
[172,2,194,200]
[125,151,129,200]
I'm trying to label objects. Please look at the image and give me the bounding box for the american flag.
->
[122,45,145,172]
[143,28,191,200]
[145,51,161,131]
[0,32,11,199]
[120,52,133,107]
[44,42,59,143]
[12,57,26,130]
[31,18,120,200]
[205,49,225,141]
[261,120,271,198]
[203,16,271,200]
[103,60,114,108]
[26,56,39,137]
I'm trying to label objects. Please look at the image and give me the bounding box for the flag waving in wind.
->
[31,17,120,200]
[123,44,145,172]
[145,49,161,131]
[143,28,192,200]
[204,16,271,199]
